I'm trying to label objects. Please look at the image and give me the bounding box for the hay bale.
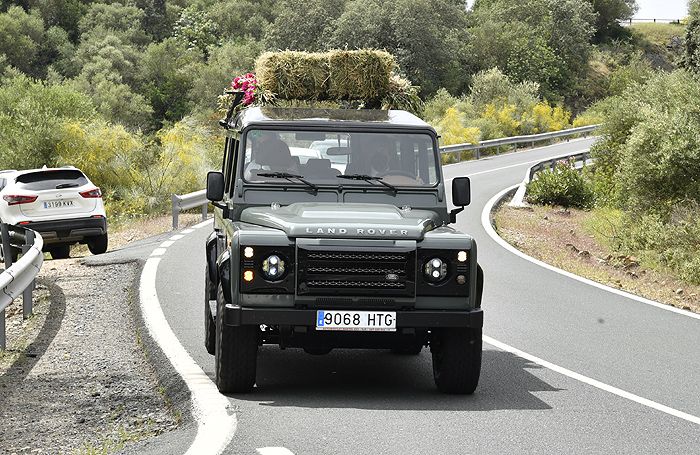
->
[327,50,396,101]
[255,50,397,102]
[255,51,329,101]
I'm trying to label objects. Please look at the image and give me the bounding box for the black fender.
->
[205,230,219,285]
[217,249,232,304]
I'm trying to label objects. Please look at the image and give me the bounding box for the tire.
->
[0,246,19,263]
[204,264,216,355]
[215,283,258,393]
[431,327,482,394]
[391,344,423,355]
[87,233,108,255]
[49,244,71,260]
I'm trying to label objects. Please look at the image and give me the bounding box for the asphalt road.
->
[153,138,700,454]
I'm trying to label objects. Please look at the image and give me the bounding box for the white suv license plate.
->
[316,310,396,332]
[43,200,74,209]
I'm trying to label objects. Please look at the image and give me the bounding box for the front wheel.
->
[215,284,258,393]
[431,328,482,394]
[87,233,108,255]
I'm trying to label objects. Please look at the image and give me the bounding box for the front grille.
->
[297,248,416,297]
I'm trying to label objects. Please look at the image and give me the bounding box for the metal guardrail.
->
[0,223,44,350]
[509,151,593,207]
[172,190,209,230]
[170,125,600,228]
[440,124,599,159]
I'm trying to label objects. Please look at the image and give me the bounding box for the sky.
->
[636,0,688,20]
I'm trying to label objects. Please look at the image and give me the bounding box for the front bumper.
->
[223,304,483,329]
[23,216,107,244]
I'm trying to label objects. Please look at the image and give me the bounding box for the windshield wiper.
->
[257,172,318,193]
[55,183,79,189]
[337,174,397,194]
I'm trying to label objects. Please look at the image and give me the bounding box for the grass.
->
[630,23,686,48]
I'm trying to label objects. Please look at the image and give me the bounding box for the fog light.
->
[424,257,447,283]
[262,254,286,281]
[244,247,254,258]
[456,275,466,285]
[457,250,468,262]
[243,270,254,282]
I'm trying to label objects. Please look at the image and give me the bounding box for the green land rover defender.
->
[204,107,484,394]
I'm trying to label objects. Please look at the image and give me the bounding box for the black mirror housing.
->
[206,171,225,202]
[449,177,471,224]
[452,177,471,207]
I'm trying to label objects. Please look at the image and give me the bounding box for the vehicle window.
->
[242,130,438,187]
[0,178,5,191]
[15,170,88,191]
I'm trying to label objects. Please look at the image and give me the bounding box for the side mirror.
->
[206,171,225,202]
[449,177,471,223]
[452,177,471,207]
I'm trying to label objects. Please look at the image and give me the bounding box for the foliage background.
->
[0,0,687,221]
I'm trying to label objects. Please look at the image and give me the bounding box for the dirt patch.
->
[495,204,700,314]
[0,260,179,454]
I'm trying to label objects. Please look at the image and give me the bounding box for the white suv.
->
[0,167,108,259]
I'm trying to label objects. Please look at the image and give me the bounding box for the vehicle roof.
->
[231,107,435,131]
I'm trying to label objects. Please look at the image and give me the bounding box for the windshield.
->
[242,130,438,187]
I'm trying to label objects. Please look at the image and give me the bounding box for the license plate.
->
[316,310,396,332]
[43,200,74,209]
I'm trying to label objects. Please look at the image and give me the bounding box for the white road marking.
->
[160,240,175,248]
[150,248,166,257]
[257,448,296,455]
[483,335,700,426]
[182,229,195,234]
[170,234,185,241]
[194,219,214,229]
[140,256,236,454]
[481,185,700,321]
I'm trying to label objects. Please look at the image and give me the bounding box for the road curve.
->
[153,138,700,454]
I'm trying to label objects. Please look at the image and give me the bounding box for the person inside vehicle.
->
[244,132,298,179]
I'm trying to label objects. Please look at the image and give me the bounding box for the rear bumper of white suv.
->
[23,216,107,244]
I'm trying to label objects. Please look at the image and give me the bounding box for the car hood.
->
[240,203,439,240]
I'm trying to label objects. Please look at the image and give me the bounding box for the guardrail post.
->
[201,202,208,221]
[1,223,12,269]
[21,230,34,319]
[172,194,179,231]
[0,302,4,350]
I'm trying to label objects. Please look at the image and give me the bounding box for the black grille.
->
[297,248,416,297]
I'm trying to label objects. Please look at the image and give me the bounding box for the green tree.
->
[0,6,45,76]
[173,6,219,59]
[138,38,200,127]
[188,38,265,113]
[0,72,95,169]
[265,0,345,51]
[587,0,638,41]
[328,0,470,95]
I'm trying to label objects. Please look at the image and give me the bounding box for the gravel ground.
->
[0,259,180,454]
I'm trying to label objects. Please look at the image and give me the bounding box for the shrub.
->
[618,204,700,284]
[435,107,480,164]
[527,161,595,209]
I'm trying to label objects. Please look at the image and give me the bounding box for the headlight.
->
[262,254,286,281]
[424,257,447,283]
